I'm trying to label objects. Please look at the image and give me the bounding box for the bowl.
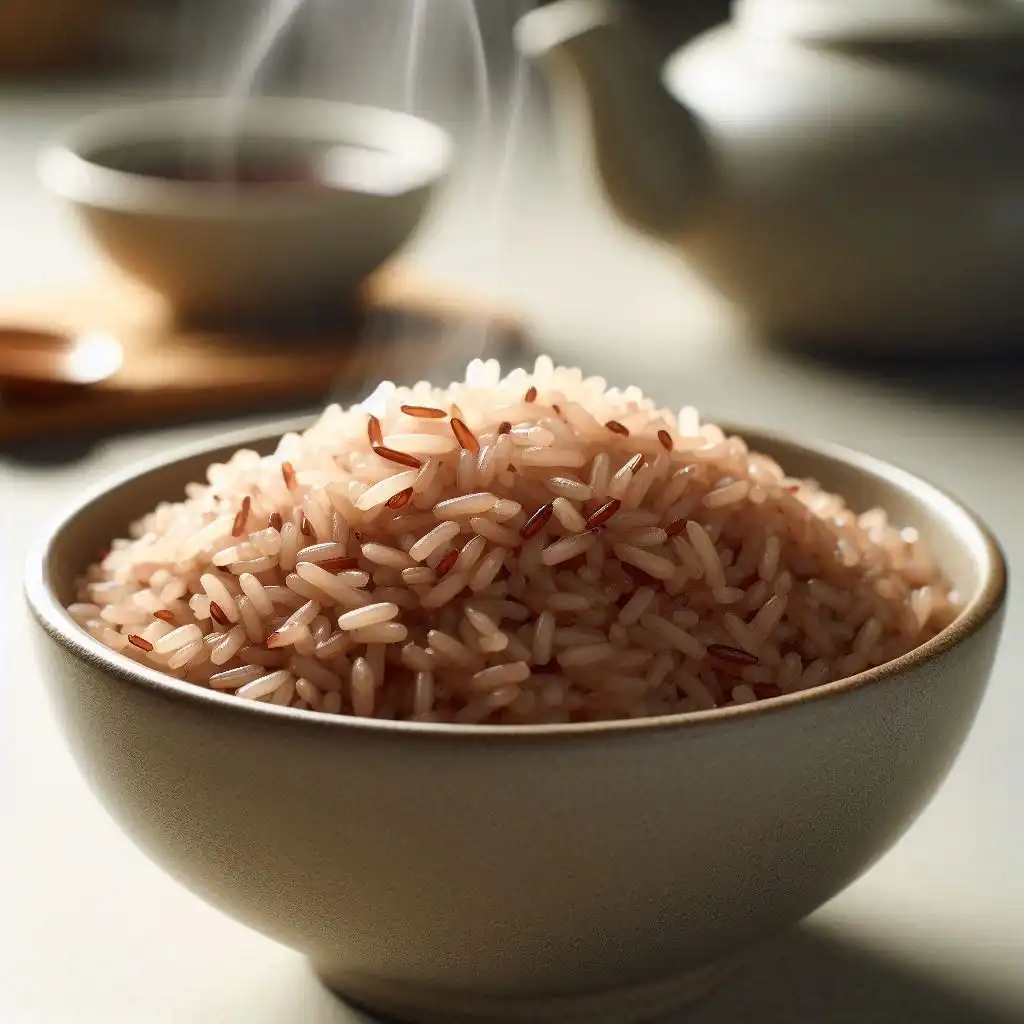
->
[25,418,1007,1024]
[38,98,452,321]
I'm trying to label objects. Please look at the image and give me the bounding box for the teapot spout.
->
[516,0,715,243]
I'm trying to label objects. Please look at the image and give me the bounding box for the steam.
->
[180,0,533,397]
[403,0,428,115]
[227,0,306,103]
[482,4,530,262]
[440,0,532,387]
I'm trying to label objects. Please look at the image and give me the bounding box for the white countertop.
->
[2,77,1022,1024]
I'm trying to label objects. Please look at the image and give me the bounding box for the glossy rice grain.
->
[71,358,957,724]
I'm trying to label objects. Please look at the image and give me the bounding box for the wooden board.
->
[0,266,530,443]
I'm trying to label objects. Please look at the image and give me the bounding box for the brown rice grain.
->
[74,360,954,724]
[451,417,480,454]
[401,404,446,419]
[237,670,292,701]
[470,661,531,691]
[408,521,461,562]
[209,664,263,689]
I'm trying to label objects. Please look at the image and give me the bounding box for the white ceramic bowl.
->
[26,417,1007,1024]
[39,97,452,320]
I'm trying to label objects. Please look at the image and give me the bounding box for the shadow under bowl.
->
[24,418,1007,1024]
[38,98,452,322]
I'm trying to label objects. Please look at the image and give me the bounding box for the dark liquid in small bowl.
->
[95,140,432,197]
[143,155,319,186]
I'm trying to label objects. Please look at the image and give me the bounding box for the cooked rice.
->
[67,358,958,725]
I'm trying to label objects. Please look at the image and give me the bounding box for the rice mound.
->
[69,358,958,724]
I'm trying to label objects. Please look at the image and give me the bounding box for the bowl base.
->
[316,959,732,1024]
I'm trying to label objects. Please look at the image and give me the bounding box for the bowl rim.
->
[37,96,453,217]
[25,415,1008,743]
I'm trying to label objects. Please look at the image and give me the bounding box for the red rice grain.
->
[435,550,459,579]
[666,518,688,538]
[72,358,956,724]
[367,414,383,447]
[232,496,251,537]
[401,404,446,419]
[373,445,423,469]
[585,499,622,530]
[386,487,414,510]
[520,502,554,539]
[708,643,759,667]
[318,557,360,574]
[451,417,480,454]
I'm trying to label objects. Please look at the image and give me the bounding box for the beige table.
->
[3,81,1022,1024]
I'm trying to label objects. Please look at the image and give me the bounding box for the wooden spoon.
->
[0,327,123,399]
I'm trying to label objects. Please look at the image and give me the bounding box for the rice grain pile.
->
[69,359,958,724]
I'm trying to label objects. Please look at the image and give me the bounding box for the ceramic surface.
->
[25,419,1007,1024]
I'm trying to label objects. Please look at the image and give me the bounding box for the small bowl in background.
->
[38,98,452,322]
[25,420,1007,1024]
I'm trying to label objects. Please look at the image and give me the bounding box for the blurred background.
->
[0,0,733,337]
[1,1,1021,1022]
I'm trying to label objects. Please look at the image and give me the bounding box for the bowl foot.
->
[315,959,732,1024]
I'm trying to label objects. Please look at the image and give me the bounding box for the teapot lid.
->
[735,0,1024,43]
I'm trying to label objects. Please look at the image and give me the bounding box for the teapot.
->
[516,0,1024,351]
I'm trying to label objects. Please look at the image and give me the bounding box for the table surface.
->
[2,71,1022,1024]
